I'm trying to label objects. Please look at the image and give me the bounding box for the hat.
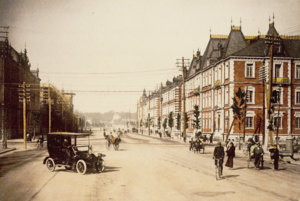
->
[217,142,222,145]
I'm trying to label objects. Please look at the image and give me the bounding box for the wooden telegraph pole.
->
[148,91,150,136]
[160,83,163,131]
[265,32,280,146]
[23,82,27,149]
[176,57,189,142]
[142,94,143,135]
[136,102,138,130]
[49,85,51,133]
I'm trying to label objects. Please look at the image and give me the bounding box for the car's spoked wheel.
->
[45,158,56,172]
[106,141,111,150]
[76,160,87,175]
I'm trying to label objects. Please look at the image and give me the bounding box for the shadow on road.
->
[0,149,46,177]
[222,175,239,179]
[102,166,121,173]
[233,167,247,170]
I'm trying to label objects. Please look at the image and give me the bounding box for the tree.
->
[185,112,189,129]
[163,118,167,130]
[158,117,161,130]
[192,105,200,132]
[225,87,247,142]
[168,112,174,135]
[145,116,149,128]
[32,110,40,139]
[176,113,181,130]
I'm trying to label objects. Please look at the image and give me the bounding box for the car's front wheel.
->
[45,158,56,172]
[76,160,87,175]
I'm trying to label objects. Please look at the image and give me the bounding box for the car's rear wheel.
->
[76,160,87,175]
[45,158,56,172]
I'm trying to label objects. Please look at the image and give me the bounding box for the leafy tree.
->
[32,110,40,139]
[225,87,247,142]
[176,113,181,130]
[158,117,161,129]
[168,112,174,134]
[163,118,167,130]
[185,112,189,129]
[192,105,200,132]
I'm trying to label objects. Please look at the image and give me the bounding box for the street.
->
[1,129,300,201]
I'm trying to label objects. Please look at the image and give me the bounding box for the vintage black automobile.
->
[43,132,105,175]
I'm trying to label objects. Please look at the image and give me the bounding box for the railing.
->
[215,80,222,86]
[273,77,290,84]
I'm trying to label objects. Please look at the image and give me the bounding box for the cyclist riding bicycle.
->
[213,142,225,175]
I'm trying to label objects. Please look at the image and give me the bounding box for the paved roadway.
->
[0,129,300,201]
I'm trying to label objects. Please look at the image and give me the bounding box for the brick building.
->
[0,39,41,139]
[136,21,300,142]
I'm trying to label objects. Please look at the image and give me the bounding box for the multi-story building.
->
[40,84,77,133]
[184,22,300,141]
[137,21,300,142]
[0,39,41,139]
[137,76,182,135]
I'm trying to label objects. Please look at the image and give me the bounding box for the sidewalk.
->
[0,139,42,155]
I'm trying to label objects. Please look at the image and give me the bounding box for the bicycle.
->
[215,158,222,180]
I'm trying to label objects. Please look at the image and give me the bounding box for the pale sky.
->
[0,0,299,113]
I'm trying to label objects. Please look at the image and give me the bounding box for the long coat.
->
[225,146,235,168]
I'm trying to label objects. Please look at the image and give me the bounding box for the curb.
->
[0,148,16,155]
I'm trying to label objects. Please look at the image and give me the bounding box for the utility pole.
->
[136,102,138,130]
[142,94,143,135]
[160,83,163,131]
[23,82,27,149]
[176,57,189,142]
[49,86,51,133]
[265,32,280,146]
[148,91,150,136]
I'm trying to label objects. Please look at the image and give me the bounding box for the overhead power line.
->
[39,68,177,75]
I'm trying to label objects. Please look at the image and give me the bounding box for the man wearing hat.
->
[253,142,264,169]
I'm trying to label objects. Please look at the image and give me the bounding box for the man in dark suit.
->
[253,142,264,169]
[213,142,225,175]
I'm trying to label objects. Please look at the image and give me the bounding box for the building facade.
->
[0,39,41,139]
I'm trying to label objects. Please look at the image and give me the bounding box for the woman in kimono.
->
[225,142,235,170]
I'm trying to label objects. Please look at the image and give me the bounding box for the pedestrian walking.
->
[253,142,264,169]
[225,142,235,170]
[269,144,279,170]
[209,134,213,144]
[189,137,194,151]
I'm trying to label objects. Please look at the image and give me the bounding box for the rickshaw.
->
[247,144,264,169]
[43,132,106,175]
[193,138,205,154]
[105,134,121,151]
